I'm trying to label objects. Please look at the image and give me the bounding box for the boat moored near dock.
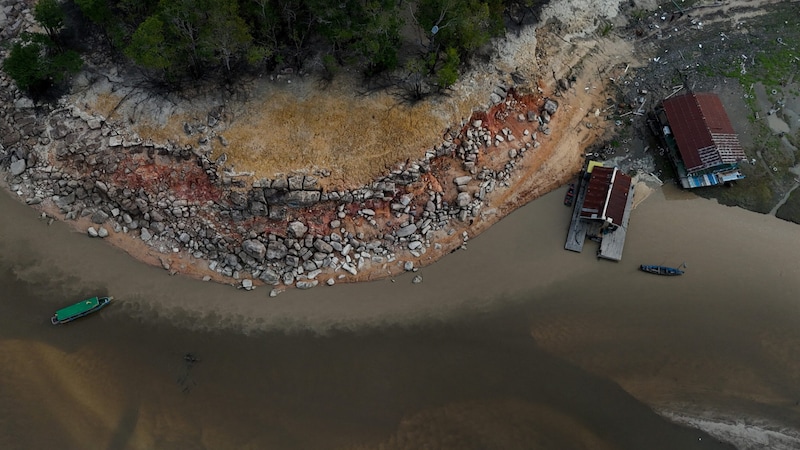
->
[564,183,575,206]
[51,296,112,325]
[639,264,685,276]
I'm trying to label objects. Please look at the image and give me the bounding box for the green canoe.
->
[51,296,112,325]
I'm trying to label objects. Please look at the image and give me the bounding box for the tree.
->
[73,0,112,26]
[3,39,46,92]
[201,0,253,73]
[436,46,459,89]
[124,16,172,73]
[357,0,402,76]
[2,34,82,94]
[34,0,65,42]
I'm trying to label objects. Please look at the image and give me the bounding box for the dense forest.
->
[3,0,545,97]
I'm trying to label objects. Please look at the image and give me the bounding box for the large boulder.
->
[456,192,471,207]
[250,201,268,216]
[313,239,333,254]
[285,190,320,207]
[259,268,280,285]
[396,223,417,238]
[287,221,308,238]
[544,99,558,115]
[296,280,319,289]
[10,159,26,176]
[266,241,288,260]
[91,210,109,224]
[453,175,472,186]
[242,239,267,261]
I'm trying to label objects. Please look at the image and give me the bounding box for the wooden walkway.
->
[564,173,635,262]
[564,174,589,253]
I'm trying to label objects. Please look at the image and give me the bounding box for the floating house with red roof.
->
[579,165,631,231]
[564,163,634,261]
[656,92,747,188]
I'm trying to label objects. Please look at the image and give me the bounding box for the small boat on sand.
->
[51,296,112,325]
[640,264,685,276]
[564,183,575,206]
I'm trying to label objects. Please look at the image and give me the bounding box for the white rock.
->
[10,159,26,176]
[87,227,98,237]
[296,280,318,289]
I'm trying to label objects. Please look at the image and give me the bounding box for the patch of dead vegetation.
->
[221,86,453,190]
[85,92,124,120]
[133,114,195,147]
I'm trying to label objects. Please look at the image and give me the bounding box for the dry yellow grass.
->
[221,85,453,189]
[87,92,124,120]
[134,114,195,146]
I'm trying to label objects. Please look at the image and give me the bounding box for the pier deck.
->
[563,168,634,261]
[564,175,589,253]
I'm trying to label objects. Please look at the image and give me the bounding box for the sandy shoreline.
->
[657,406,800,450]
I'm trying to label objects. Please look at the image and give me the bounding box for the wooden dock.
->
[564,171,634,261]
[564,174,589,253]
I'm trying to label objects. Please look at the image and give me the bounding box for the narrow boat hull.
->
[51,296,112,325]
[639,265,684,276]
[564,183,575,206]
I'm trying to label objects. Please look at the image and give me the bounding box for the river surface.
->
[2,184,799,449]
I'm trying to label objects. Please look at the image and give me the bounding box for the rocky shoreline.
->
[3,88,567,291]
[3,0,620,293]
[1,68,570,293]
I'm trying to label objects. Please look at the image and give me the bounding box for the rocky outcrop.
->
[0,0,560,292]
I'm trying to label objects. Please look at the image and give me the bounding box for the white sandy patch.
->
[658,409,800,450]
[538,0,624,39]
[631,171,663,208]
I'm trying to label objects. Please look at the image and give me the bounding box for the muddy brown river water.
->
[2,183,799,449]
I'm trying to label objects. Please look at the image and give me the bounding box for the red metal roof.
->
[579,166,631,227]
[662,92,744,173]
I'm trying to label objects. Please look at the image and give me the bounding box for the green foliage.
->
[321,53,339,81]
[2,39,46,91]
[21,0,554,88]
[357,1,402,76]
[124,16,171,71]
[417,0,502,56]
[599,22,613,37]
[2,35,82,93]
[74,0,113,26]
[437,47,459,89]
[34,0,65,40]
[125,0,255,78]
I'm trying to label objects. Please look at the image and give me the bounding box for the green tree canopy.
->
[34,0,65,41]
[2,34,82,94]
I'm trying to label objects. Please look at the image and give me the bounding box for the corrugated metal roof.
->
[662,92,744,173]
[579,166,631,227]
